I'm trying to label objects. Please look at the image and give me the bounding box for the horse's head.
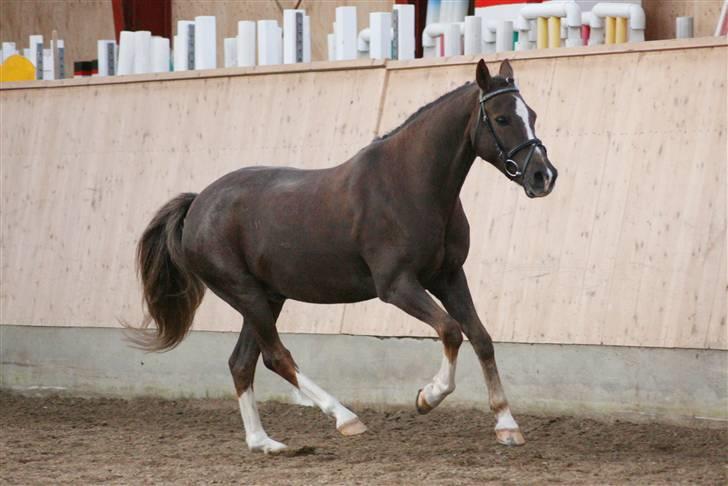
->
[472,59,557,198]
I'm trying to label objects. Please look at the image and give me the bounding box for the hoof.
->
[415,388,433,415]
[337,417,368,436]
[248,436,288,454]
[495,428,526,446]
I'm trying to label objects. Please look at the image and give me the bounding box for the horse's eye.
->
[495,116,509,126]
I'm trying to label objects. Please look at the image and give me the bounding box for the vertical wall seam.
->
[373,63,390,137]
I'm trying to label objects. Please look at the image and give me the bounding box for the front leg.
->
[376,273,463,413]
[429,268,525,446]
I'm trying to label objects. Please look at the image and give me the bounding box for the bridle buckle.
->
[504,159,521,178]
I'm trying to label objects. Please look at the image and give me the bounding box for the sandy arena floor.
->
[1,392,726,485]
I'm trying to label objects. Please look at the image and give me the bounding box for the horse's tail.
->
[127,192,205,351]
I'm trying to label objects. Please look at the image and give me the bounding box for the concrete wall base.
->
[1,326,726,426]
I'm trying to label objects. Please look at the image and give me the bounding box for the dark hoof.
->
[415,388,433,415]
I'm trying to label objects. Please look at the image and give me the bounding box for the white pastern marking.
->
[495,408,519,430]
[296,372,358,428]
[290,386,315,407]
[238,389,287,453]
[422,355,457,408]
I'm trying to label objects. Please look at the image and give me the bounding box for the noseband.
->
[477,86,545,179]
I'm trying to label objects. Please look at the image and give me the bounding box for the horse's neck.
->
[385,85,478,214]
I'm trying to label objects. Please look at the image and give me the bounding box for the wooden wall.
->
[643,0,725,40]
[0,0,115,75]
[1,38,726,350]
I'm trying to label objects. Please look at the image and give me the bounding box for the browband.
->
[479,86,520,103]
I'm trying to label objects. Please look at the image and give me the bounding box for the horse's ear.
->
[476,59,491,90]
[499,60,514,81]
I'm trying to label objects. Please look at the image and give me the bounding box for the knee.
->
[441,321,463,351]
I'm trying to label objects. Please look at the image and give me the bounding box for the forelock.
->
[487,75,515,92]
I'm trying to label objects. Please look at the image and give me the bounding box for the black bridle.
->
[477,86,545,179]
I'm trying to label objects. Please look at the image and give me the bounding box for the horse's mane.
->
[374,76,512,142]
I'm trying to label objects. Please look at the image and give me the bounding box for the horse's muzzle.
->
[525,166,557,198]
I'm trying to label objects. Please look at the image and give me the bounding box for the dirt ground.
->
[1,392,726,485]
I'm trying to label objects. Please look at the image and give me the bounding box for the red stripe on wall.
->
[475,0,543,7]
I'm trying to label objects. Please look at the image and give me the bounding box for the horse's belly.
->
[253,248,377,304]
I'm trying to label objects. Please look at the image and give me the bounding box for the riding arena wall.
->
[1,37,726,422]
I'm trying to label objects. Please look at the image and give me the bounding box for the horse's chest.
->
[429,235,467,275]
[424,244,448,278]
[402,216,467,273]
[431,222,470,276]
[409,229,449,275]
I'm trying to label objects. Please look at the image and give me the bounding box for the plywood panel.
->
[0,0,114,76]
[0,64,386,336]
[643,0,724,40]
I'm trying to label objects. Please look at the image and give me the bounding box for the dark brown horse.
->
[132,60,557,454]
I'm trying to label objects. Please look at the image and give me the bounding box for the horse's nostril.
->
[533,171,545,190]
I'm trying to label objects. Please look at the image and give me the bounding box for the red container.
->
[581,24,591,46]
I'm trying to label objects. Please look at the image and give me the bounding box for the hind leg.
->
[241,298,365,435]
[229,301,287,454]
[255,301,365,435]
[206,269,295,453]
[213,275,365,451]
